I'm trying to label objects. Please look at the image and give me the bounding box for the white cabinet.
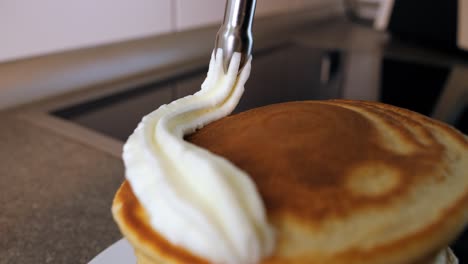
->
[0,0,335,63]
[174,0,330,32]
[174,0,225,31]
[0,0,173,63]
[0,0,332,62]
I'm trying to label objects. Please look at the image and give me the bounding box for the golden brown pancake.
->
[112,100,468,264]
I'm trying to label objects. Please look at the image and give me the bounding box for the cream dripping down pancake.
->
[112,49,468,263]
[116,50,274,264]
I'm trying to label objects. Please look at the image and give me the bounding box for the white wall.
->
[0,0,329,63]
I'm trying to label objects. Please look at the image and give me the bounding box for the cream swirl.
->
[432,248,458,264]
[123,49,275,263]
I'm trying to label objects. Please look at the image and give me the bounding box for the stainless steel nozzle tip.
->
[215,0,257,73]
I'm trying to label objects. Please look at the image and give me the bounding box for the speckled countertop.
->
[0,113,123,263]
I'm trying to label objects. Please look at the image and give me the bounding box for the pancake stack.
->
[113,100,468,263]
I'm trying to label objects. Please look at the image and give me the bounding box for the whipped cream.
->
[123,49,275,263]
[432,248,458,264]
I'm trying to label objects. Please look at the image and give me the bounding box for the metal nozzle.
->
[215,0,257,73]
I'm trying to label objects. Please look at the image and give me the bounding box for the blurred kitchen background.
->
[0,0,467,263]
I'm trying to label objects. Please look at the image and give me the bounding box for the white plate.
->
[89,239,136,264]
[90,239,459,264]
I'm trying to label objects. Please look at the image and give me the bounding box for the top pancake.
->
[113,100,468,264]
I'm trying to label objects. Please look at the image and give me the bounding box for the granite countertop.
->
[0,113,123,263]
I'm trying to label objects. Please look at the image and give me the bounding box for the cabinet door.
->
[236,45,342,113]
[235,48,288,113]
[281,45,342,101]
[175,0,225,31]
[0,0,172,63]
